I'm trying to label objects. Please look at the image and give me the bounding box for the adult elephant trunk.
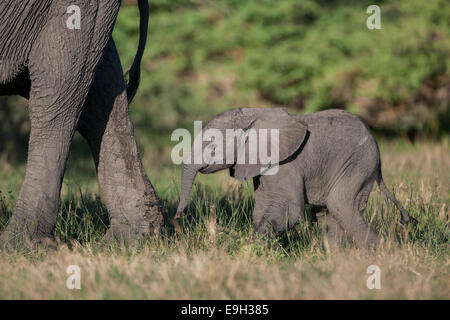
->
[126,0,149,102]
[175,163,203,219]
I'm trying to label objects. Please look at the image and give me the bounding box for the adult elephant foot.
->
[78,40,164,245]
[0,220,33,251]
[0,217,56,251]
[99,188,162,246]
[101,222,158,246]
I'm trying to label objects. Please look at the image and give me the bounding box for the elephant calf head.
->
[175,108,308,219]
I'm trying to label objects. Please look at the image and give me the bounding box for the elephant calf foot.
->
[314,208,346,252]
[316,210,381,252]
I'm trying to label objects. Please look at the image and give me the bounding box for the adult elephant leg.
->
[0,1,121,249]
[78,40,163,244]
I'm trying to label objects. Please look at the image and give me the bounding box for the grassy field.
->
[0,138,448,299]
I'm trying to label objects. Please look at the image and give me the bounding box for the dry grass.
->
[0,243,448,299]
[0,139,449,299]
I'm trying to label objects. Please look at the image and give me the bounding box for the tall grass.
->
[0,139,448,299]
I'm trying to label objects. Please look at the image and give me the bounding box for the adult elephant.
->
[0,0,163,248]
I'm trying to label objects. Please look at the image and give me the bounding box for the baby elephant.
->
[175,108,410,249]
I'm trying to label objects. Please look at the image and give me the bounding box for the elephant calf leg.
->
[314,208,346,251]
[327,181,380,250]
[78,40,163,244]
[252,176,305,240]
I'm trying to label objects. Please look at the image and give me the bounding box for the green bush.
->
[116,0,450,148]
[1,0,449,161]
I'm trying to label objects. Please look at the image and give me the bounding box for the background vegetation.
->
[0,0,448,299]
[1,0,449,163]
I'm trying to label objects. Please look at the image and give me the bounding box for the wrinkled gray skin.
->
[0,0,163,248]
[176,108,410,250]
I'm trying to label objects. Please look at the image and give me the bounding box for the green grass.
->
[0,139,448,299]
[1,139,448,255]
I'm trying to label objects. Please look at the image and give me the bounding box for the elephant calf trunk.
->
[175,164,201,219]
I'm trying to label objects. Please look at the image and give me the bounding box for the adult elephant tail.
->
[126,0,149,103]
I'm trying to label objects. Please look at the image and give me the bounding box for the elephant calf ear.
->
[232,108,308,181]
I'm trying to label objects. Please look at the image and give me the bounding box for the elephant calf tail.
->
[376,167,411,225]
[125,0,150,103]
